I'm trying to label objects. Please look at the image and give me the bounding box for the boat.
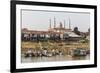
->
[45,52,53,57]
[24,52,34,57]
[71,48,87,56]
[24,49,34,57]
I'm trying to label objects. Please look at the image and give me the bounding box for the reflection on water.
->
[21,55,90,63]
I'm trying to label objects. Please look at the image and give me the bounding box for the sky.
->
[22,10,90,32]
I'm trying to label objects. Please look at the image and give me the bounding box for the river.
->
[21,55,90,63]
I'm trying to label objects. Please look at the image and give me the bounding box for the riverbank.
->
[21,41,89,54]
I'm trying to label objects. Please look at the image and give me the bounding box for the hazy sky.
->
[22,10,90,32]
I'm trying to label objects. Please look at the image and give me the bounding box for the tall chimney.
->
[54,17,56,28]
[69,18,71,29]
[49,18,51,29]
[64,20,65,28]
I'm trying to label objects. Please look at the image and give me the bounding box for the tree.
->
[73,27,80,35]
[88,28,90,32]
[88,28,90,33]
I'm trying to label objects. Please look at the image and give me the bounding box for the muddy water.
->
[21,55,90,63]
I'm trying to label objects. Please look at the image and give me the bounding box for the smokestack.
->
[69,18,71,29]
[64,20,65,28]
[49,18,51,29]
[54,17,56,28]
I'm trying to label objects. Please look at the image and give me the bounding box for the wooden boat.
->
[70,48,87,56]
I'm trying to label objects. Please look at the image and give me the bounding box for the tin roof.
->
[64,32,82,37]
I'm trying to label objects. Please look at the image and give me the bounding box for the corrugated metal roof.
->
[64,32,81,37]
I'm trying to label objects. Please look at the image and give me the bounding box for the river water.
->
[21,55,90,63]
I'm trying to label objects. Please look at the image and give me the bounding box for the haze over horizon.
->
[22,10,90,32]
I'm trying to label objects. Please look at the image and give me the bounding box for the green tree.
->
[73,27,80,35]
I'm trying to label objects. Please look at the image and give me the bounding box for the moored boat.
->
[70,48,88,56]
